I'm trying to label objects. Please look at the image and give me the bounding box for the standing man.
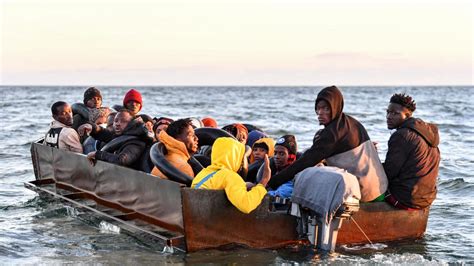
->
[44,101,83,153]
[384,93,440,209]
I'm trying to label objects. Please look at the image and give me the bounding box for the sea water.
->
[0,86,472,264]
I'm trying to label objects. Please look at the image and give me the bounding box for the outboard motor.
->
[291,197,359,252]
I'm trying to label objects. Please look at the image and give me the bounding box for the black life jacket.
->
[44,128,63,148]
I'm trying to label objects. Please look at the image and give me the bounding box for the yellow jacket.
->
[249,137,275,164]
[151,130,194,179]
[191,137,267,214]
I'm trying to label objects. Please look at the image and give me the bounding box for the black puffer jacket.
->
[91,120,153,170]
[384,117,440,209]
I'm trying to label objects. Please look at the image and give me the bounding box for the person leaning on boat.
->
[267,85,388,202]
[383,93,440,210]
[44,101,83,153]
[192,137,272,214]
[78,109,152,170]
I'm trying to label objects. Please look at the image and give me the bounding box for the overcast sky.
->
[1,0,472,86]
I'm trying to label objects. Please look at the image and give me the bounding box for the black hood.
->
[122,119,153,143]
[315,85,344,121]
[401,117,439,147]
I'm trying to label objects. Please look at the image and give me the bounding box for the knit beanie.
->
[275,135,297,155]
[83,87,102,104]
[247,130,268,147]
[201,117,218,128]
[123,89,143,110]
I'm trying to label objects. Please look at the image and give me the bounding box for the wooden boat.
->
[26,141,430,252]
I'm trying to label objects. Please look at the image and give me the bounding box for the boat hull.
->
[28,142,430,252]
[181,189,429,251]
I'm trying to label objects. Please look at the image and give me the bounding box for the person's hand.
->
[87,151,97,165]
[78,124,93,137]
[258,154,272,187]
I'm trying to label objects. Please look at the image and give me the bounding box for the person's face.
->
[54,104,73,126]
[86,97,102,108]
[316,100,332,126]
[386,103,411,129]
[125,101,141,116]
[95,115,107,126]
[176,125,199,154]
[274,145,290,170]
[252,147,267,161]
[113,112,132,135]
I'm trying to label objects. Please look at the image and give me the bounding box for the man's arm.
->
[95,142,145,167]
[266,144,327,189]
[267,129,337,190]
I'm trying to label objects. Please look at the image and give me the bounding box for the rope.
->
[351,217,374,247]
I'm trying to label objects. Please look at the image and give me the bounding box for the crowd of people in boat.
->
[43,86,440,214]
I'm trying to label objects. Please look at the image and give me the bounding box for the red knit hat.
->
[201,117,217,128]
[123,89,143,110]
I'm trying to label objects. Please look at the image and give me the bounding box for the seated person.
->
[267,135,298,199]
[384,93,440,209]
[44,101,83,153]
[267,86,388,202]
[113,89,143,117]
[72,87,103,131]
[191,137,272,214]
[151,118,199,179]
[222,123,249,145]
[81,110,152,170]
[152,117,174,142]
[246,130,268,148]
[249,137,275,164]
[245,137,275,183]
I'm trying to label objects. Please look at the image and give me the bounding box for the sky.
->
[0,0,473,86]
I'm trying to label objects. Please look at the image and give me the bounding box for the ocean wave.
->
[438,178,474,194]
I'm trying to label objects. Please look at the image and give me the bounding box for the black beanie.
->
[275,135,297,155]
[83,87,102,104]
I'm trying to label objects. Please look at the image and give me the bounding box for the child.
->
[249,138,275,164]
[267,135,298,199]
[246,137,275,183]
